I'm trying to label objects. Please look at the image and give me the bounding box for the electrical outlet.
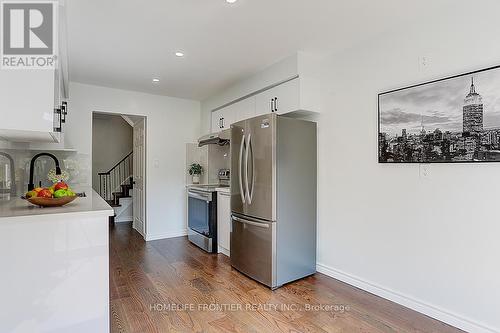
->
[419,56,430,72]
[419,164,430,179]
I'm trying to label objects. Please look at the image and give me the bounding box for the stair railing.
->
[98,152,133,202]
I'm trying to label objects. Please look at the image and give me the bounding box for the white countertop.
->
[216,187,230,194]
[0,188,114,220]
[186,184,231,194]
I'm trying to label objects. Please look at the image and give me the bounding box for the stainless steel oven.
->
[187,187,217,253]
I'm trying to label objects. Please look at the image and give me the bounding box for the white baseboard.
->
[217,246,230,257]
[316,263,498,333]
[145,229,188,241]
[132,221,145,238]
[114,216,133,223]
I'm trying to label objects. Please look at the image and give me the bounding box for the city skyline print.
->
[378,65,500,163]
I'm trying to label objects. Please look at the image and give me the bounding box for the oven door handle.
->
[188,191,211,202]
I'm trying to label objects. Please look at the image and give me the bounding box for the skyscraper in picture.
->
[463,77,483,133]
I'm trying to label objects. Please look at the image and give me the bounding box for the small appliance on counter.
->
[218,168,230,187]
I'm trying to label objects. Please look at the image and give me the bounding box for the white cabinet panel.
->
[217,191,231,256]
[274,78,300,115]
[211,109,223,133]
[0,70,55,133]
[256,78,300,116]
[255,87,276,116]
[221,106,235,130]
[233,96,256,124]
[211,105,235,133]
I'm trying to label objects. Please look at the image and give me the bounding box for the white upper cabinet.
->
[211,97,257,132]
[0,1,69,143]
[206,53,321,132]
[211,109,223,133]
[255,78,300,116]
[206,54,322,132]
[210,76,320,132]
[211,104,235,133]
[0,70,59,142]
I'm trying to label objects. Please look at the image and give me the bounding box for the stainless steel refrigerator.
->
[230,113,317,289]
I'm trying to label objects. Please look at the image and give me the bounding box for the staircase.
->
[98,152,134,223]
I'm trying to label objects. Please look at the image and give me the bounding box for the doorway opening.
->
[92,112,146,238]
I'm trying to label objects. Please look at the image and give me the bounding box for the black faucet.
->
[0,152,16,196]
[28,153,61,191]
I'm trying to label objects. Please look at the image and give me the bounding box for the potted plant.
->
[188,163,203,184]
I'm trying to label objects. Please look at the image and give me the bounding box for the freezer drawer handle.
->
[232,216,270,228]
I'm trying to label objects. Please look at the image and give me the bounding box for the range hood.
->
[198,129,230,147]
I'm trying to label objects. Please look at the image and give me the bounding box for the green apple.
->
[25,190,37,198]
[54,189,68,198]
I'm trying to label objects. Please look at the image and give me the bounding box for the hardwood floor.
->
[110,223,463,333]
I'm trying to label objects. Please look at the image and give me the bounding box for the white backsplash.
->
[185,143,230,185]
[185,143,208,184]
[0,149,90,198]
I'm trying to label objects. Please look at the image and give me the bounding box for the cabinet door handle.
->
[219,118,223,128]
[274,97,278,112]
[61,101,68,123]
[54,107,62,132]
[270,99,274,113]
[222,117,225,128]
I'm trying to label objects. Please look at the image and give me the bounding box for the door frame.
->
[91,111,147,239]
[132,117,147,237]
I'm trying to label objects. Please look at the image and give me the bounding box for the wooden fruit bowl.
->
[27,196,77,207]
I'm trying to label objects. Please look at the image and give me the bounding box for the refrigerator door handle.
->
[232,216,270,229]
[248,134,255,204]
[244,133,251,203]
[239,134,246,204]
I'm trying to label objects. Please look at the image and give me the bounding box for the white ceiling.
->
[66,0,454,101]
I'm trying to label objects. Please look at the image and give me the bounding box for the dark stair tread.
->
[112,193,131,199]
[106,200,121,208]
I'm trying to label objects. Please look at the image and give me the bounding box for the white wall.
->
[200,3,500,332]
[314,3,500,333]
[66,82,201,240]
[92,114,133,191]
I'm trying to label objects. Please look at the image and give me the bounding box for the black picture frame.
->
[378,64,500,164]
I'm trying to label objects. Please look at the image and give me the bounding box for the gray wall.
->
[92,114,133,191]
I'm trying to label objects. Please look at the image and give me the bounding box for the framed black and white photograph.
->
[378,65,500,163]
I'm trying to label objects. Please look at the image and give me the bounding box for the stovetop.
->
[188,184,230,193]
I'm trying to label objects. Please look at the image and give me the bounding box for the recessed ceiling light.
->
[152,78,160,83]
[226,0,237,3]
[175,51,184,57]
